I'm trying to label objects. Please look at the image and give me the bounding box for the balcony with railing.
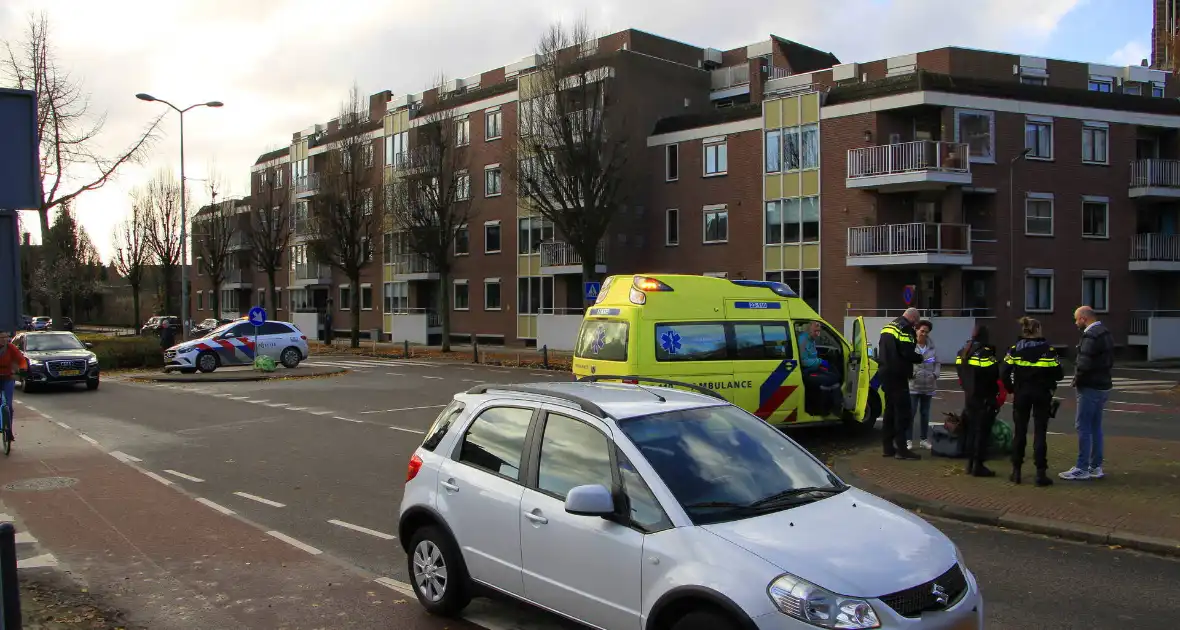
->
[294,172,321,197]
[1129,310,1180,359]
[847,223,972,267]
[539,241,607,274]
[223,268,252,288]
[226,232,252,251]
[846,141,971,192]
[1129,159,1180,199]
[710,65,751,91]
[389,254,439,280]
[1129,233,1180,271]
[293,262,332,285]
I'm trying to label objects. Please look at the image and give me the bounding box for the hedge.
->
[76,334,164,370]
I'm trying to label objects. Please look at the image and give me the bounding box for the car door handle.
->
[524,510,548,525]
[441,479,459,493]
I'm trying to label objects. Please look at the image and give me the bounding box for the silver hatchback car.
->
[165,320,309,373]
[398,378,983,630]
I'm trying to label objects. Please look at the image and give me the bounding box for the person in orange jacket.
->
[0,330,30,442]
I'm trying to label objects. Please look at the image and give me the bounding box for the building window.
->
[1020,75,1048,86]
[954,109,995,163]
[517,276,554,316]
[455,225,469,256]
[765,270,820,312]
[1152,84,1165,98]
[765,130,781,173]
[703,205,728,244]
[453,280,469,311]
[782,127,801,171]
[1025,270,1054,313]
[339,285,351,310]
[765,201,782,245]
[484,165,502,197]
[800,124,819,170]
[1088,78,1113,93]
[1124,83,1142,96]
[1024,118,1053,160]
[456,117,470,146]
[665,144,678,181]
[485,110,502,140]
[362,143,375,169]
[517,217,553,255]
[484,221,501,253]
[1082,123,1109,164]
[484,279,502,310]
[196,257,204,276]
[768,196,820,244]
[665,209,679,246]
[703,140,727,176]
[455,171,470,200]
[361,284,373,310]
[361,188,374,216]
[274,167,284,188]
[258,288,266,309]
[1082,273,1109,313]
[276,288,282,310]
[197,292,204,310]
[1082,200,1109,239]
[1025,196,1054,236]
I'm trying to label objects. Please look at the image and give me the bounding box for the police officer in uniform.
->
[1002,317,1062,487]
[956,325,1000,477]
[877,307,924,460]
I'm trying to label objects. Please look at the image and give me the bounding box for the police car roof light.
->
[730,279,797,298]
[633,276,674,292]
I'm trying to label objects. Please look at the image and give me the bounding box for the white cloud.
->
[1107,40,1151,67]
[2,0,1086,259]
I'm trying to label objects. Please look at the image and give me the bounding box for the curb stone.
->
[832,458,1180,558]
[129,366,348,383]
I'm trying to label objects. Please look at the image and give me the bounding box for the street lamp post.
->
[1007,147,1033,314]
[136,93,222,340]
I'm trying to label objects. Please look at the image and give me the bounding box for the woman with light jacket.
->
[906,320,938,450]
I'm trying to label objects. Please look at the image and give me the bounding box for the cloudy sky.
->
[0,0,1152,261]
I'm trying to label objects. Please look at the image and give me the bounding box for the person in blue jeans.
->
[797,321,842,414]
[1060,306,1114,481]
[905,320,938,450]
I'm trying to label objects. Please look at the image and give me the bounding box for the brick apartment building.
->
[193,27,1180,359]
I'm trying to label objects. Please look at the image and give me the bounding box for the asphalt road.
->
[13,356,1180,630]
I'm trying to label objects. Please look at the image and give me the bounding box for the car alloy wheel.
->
[280,347,301,369]
[412,540,448,603]
[197,352,218,373]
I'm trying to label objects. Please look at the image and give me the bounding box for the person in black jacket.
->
[1002,317,1063,487]
[877,308,925,460]
[1060,306,1115,481]
[956,325,1000,477]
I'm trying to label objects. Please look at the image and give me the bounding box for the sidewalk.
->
[312,340,574,370]
[835,434,1180,556]
[0,412,473,630]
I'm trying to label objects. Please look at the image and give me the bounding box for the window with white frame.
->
[386,131,408,168]
[362,143,374,169]
[456,117,470,146]
[453,280,469,311]
[484,278,502,310]
[703,205,728,243]
[1152,83,1165,98]
[517,217,553,255]
[517,276,554,316]
[1025,270,1054,313]
[800,124,819,169]
[455,170,470,201]
[767,196,820,244]
[196,257,204,275]
[1082,272,1109,313]
[1082,122,1109,164]
[274,167,284,188]
[221,289,239,313]
[484,164,502,197]
[384,281,408,313]
[360,284,373,310]
[765,130,781,173]
[765,270,820,312]
[339,285,351,310]
[484,221,501,253]
[1088,77,1113,92]
[666,209,679,246]
[1025,195,1054,236]
[1124,83,1142,96]
[276,288,282,310]
[1082,198,1109,239]
[485,109,502,140]
[258,288,266,309]
[665,144,679,181]
[1024,117,1053,160]
[955,109,995,163]
[197,292,204,310]
[455,225,469,255]
[703,139,728,176]
[1020,75,1048,86]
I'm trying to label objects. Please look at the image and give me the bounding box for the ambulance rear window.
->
[575,321,629,361]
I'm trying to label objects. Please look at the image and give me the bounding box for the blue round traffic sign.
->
[248,306,267,327]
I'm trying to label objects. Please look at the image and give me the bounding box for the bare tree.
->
[307,88,379,348]
[193,179,235,317]
[2,12,162,319]
[386,76,473,351]
[113,199,150,328]
[509,20,627,307]
[141,171,185,315]
[250,167,290,313]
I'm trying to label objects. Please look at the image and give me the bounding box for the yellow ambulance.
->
[571,274,882,430]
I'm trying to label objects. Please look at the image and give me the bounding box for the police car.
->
[165,319,309,373]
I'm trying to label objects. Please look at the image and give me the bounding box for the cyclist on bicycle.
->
[0,330,29,442]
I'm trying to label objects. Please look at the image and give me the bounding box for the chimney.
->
[1142,58,1150,67]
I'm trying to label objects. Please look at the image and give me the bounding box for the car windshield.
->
[34,317,50,323]
[25,334,85,352]
[618,404,843,525]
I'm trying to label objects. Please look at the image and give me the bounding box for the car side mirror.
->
[564,484,615,517]
[84,342,93,349]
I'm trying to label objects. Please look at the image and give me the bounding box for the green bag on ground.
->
[990,418,1013,454]
[254,356,277,372]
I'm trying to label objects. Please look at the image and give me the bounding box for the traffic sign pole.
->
[248,306,266,364]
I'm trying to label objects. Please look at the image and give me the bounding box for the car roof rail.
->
[575,375,727,401]
[464,384,609,419]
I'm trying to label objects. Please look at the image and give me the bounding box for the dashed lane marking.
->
[234,492,286,508]
[423,375,445,380]
[15,532,37,544]
[55,421,72,430]
[389,426,427,435]
[360,404,446,415]
[263,402,289,408]
[286,406,308,411]
[18,553,58,569]
[110,451,142,463]
[308,410,335,416]
[79,434,100,446]
[164,469,205,482]
[142,471,174,486]
[386,372,404,376]
[334,416,364,423]
[375,577,416,597]
[328,519,397,540]
[195,498,236,515]
[266,530,322,555]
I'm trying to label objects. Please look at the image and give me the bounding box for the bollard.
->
[403,339,409,359]
[472,337,480,364]
[1,522,22,630]
[542,345,549,369]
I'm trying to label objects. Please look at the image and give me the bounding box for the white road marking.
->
[328,519,397,540]
[79,434,100,446]
[264,402,289,408]
[110,451,142,463]
[164,469,205,482]
[15,532,37,544]
[195,498,236,515]
[142,471,174,486]
[229,396,251,400]
[490,369,511,373]
[247,399,270,404]
[22,404,36,411]
[389,425,427,435]
[234,492,286,508]
[386,372,404,376]
[55,421,72,430]
[18,553,58,569]
[1110,400,1162,406]
[458,367,474,371]
[461,379,484,383]
[422,375,444,380]
[531,372,555,377]
[334,416,364,423]
[1108,409,1145,414]
[375,577,416,596]
[361,404,446,415]
[308,410,335,416]
[286,406,308,411]
[266,530,322,555]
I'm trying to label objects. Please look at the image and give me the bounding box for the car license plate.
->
[59,369,81,377]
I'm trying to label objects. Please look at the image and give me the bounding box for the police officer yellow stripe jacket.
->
[877,316,922,383]
[955,341,1000,403]
[1001,337,1064,397]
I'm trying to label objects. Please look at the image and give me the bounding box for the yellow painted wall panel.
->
[801,170,820,197]
[783,244,802,270]
[763,99,782,130]
[782,98,800,128]
[781,172,801,198]
[801,243,820,269]
[763,246,783,270]
[383,266,393,283]
[801,92,820,124]
[764,174,782,201]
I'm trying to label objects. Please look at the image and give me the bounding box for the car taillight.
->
[406,454,423,483]
[300,335,307,340]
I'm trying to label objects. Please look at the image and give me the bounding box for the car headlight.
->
[88,355,99,365]
[768,573,880,629]
[28,359,43,366]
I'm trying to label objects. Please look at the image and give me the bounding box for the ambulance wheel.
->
[196,351,219,373]
[843,389,881,434]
